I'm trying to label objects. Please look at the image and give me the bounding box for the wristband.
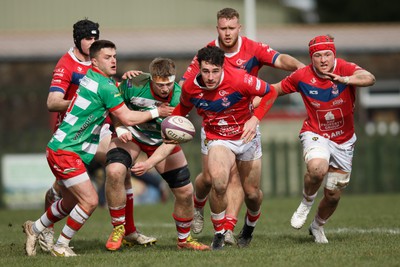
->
[150,108,159,119]
[343,76,350,85]
[115,126,130,137]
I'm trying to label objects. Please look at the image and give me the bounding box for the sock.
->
[194,195,207,210]
[173,214,192,242]
[33,199,68,234]
[224,215,238,231]
[313,214,327,227]
[109,205,126,227]
[124,188,136,235]
[56,204,90,246]
[302,189,318,205]
[246,209,261,227]
[211,210,225,234]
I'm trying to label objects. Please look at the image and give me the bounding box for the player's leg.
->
[207,144,236,250]
[23,149,98,257]
[309,169,351,243]
[192,128,211,234]
[38,181,61,252]
[223,164,244,245]
[236,157,263,248]
[291,132,329,229]
[104,139,136,251]
[50,177,98,256]
[158,149,209,251]
[122,170,157,247]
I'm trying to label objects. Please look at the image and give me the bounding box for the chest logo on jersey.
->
[331,84,339,95]
[221,97,231,107]
[316,108,344,132]
[236,59,247,66]
[311,78,317,84]
[219,90,229,97]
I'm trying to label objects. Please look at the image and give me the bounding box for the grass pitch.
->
[1,194,399,267]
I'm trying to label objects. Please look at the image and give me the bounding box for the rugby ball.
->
[161,116,195,143]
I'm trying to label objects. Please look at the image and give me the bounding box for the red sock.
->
[193,195,207,209]
[246,210,261,226]
[173,214,192,242]
[224,215,238,231]
[124,191,136,234]
[109,206,126,227]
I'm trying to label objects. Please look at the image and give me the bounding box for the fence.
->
[183,135,400,197]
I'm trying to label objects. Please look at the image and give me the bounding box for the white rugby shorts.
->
[300,131,356,173]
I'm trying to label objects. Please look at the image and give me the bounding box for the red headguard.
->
[308,35,336,57]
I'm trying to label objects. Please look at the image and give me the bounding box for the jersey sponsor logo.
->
[256,79,261,91]
[317,108,344,131]
[244,74,254,86]
[73,114,94,140]
[323,130,344,139]
[54,72,64,78]
[311,101,320,108]
[332,98,344,106]
[77,66,83,72]
[53,79,62,84]
[309,90,318,95]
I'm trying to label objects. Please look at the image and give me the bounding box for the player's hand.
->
[115,126,132,143]
[322,72,341,83]
[241,116,259,143]
[122,70,143,80]
[131,161,151,176]
[119,132,132,143]
[157,103,175,118]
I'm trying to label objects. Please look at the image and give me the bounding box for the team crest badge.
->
[331,84,339,95]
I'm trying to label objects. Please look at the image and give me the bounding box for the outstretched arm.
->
[274,54,305,71]
[323,69,376,87]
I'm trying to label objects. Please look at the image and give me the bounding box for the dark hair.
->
[73,18,100,54]
[217,8,239,20]
[197,46,225,67]
[89,40,116,59]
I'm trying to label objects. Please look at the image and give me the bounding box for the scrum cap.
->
[308,35,336,57]
[73,19,100,55]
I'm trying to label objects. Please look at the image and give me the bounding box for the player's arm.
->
[47,91,70,112]
[131,143,177,176]
[323,69,376,87]
[111,102,174,126]
[274,54,305,71]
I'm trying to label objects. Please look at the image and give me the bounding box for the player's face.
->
[216,17,241,52]
[200,61,223,90]
[80,37,98,56]
[151,81,174,99]
[311,50,335,75]
[92,48,117,77]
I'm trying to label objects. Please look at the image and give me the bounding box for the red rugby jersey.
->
[49,48,91,131]
[182,36,280,80]
[280,58,363,144]
[174,66,272,140]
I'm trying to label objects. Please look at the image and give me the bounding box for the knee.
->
[307,159,329,181]
[174,185,194,204]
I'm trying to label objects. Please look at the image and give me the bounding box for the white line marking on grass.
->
[330,228,400,235]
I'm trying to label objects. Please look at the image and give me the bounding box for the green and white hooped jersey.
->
[48,68,123,164]
[119,73,181,146]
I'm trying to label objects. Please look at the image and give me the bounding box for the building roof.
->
[1,23,399,61]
